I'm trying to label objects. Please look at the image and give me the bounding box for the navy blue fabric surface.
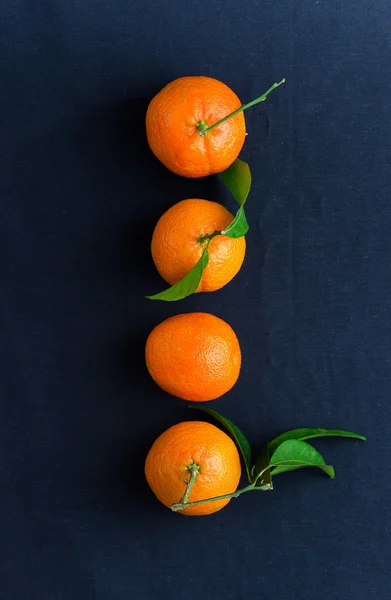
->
[1,1,390,598]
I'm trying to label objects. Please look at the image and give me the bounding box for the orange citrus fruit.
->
[146,76,246,178]
[145,312,241,402]
[151,198,246,293]
[145,421,241,515]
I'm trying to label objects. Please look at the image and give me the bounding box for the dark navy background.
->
[1,1,390,598]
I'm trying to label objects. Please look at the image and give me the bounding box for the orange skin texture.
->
[145,313,241,402]
[145,421,241,516]
[151,199,246,293]
[146,76,246,178]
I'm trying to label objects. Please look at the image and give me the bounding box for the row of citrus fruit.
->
[141,76,364,517]
[143,76,280,515]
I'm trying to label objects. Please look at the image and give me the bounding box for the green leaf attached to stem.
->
[269,439,335,478]
[146,242,210,301]
[188,405,252,482]
[268,428,366,455]
[222,206,249,239]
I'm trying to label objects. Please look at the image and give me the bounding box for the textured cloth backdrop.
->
[1,1,390,599]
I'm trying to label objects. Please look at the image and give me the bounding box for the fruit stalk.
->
[171,481,272,512]
[180,464,200,504]
[197,78,286,136]
[197,230,221,246]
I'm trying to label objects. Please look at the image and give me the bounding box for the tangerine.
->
[145,421,241,515]
[145,312,241,401]
[146,76,246,178]
[151,198,246,293]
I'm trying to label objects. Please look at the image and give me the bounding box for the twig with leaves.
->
[171,406,366,512]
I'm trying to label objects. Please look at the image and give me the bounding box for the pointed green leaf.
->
[146,245,209,301]
[270,439,335,478]
[222,206,249,238]
[218,159,251,207]
[253,443,273,489]
[188,405,252,481]
[268,428,366,454]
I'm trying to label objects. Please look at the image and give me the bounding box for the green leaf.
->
[270,464,306,476]
[268,428,366,454]
[146,245,209,301]
[253,444,273,489]
[188,405,252,481]
[269,439,335,478]
[222,206,249,238]
[218,159,251,207]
